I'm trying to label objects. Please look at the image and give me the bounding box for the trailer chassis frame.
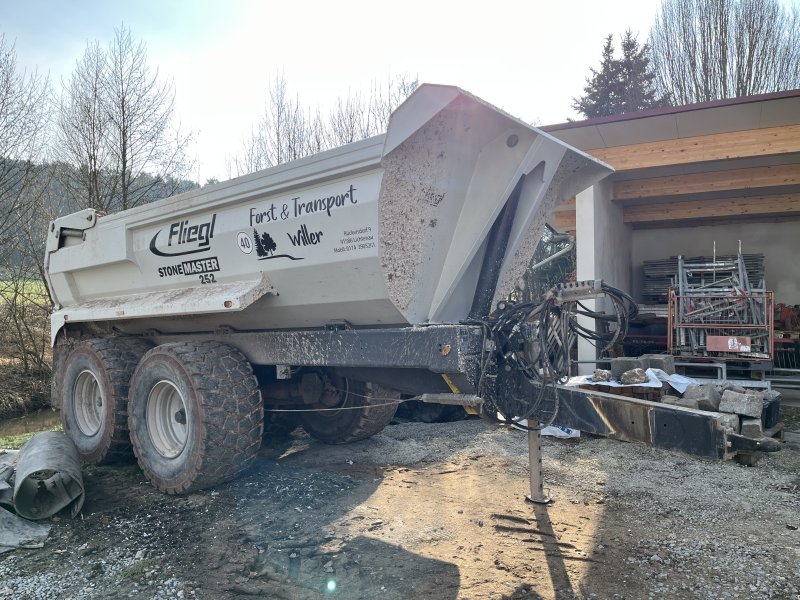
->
[135,323,779,461]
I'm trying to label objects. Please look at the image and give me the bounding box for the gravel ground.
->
[1,409,799,599]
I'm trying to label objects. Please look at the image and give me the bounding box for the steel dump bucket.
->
[46,84,612,342]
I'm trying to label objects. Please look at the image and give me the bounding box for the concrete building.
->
[541,90,800,371]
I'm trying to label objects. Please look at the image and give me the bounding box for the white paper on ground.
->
[646,368,697,394]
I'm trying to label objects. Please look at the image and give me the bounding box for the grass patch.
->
[0,424,62,450]
[0,279,50,304]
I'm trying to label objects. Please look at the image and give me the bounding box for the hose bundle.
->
[476,281,638,430]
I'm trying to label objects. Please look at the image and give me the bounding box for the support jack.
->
[525,423,552,505]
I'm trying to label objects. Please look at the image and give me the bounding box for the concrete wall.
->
[631,221,800,305]
[575,180,633,372]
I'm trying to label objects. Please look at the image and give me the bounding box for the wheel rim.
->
[73,370,104,436]
[146,380,189,458]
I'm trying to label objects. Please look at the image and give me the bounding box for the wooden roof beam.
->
[623,193,800,223]
[552,209,576,232]
[590,125,800,171]
[613,164,800,201]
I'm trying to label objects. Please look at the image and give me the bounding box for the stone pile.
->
[605,356,781,444]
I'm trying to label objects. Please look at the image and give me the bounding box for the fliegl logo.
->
[149,214,216,257]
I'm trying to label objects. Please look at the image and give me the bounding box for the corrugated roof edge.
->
[541,88,800,132]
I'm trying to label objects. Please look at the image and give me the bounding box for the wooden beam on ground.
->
[614,164,800,200]
[623,193,800,223]
[590,125,800,171]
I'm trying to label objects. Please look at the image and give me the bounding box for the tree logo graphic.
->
[252,228,303,261]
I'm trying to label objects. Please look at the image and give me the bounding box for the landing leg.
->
[525,422,551,504]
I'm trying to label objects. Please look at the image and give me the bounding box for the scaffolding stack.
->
[668,253,773,361]
[642,254,764,303]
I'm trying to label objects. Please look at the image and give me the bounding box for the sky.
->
[0,0,665,183]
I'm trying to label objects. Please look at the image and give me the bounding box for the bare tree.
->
[56,25,194,213]
[367,75,419,133]
[0,175,56,374]
[327,75,419,147]
[0,35,49,261]
[327,92,372,146]
[649,0,800,104]
[229,74,418,177]
[229,74,320,176]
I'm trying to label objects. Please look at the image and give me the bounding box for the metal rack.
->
[642,253,764,304]
[668,253,774,361]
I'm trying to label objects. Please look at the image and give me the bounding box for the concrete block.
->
[610,357,646,380]
[715,412,740,433]
[620,368,648,384]
[682,384,721,411]
[662,395,699,409]
[718,389,763,418]
[727,384,747,394]
[641,354,675,375]
[740,418,764,438]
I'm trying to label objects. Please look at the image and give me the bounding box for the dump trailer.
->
[44,85,778,495]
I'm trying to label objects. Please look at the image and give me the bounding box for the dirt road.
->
[1,414,799,599]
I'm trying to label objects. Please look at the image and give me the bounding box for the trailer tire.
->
[127,342,263,494]
[60,338,152,464]
[299,377,399,444]
[262,412,298,440]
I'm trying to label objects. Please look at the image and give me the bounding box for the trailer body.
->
[45,85,773,495]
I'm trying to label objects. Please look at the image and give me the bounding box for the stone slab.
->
[715,412,740,433]
[718,389,763,418]
[683,384,721,411]
[662,395,700,410]
[611,357,646,380]
[740,418,764,438]
[641,354,675,375]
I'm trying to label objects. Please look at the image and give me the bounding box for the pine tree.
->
[618,31,670,114]
[572,31,670,119]
[573,35,621,118]
[253,228,266,257]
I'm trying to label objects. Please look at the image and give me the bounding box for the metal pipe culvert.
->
[13,431,85,520]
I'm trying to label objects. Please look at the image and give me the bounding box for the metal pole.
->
[526,422,551,505]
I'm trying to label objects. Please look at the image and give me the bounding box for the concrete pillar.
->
[575,180,632,374]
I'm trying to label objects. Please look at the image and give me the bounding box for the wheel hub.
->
[146,381,189,458]
[73,370,104,436]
